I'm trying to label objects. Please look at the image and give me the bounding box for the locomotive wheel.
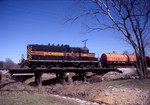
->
[86,65,90,68]
[56,64,62,67]
[41,65,45,68]
[80,64,84,68]
[91,65,95,68]
[47,65,52,69]
[32,65,36,69]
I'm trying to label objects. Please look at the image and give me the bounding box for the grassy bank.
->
[94,78,150,90]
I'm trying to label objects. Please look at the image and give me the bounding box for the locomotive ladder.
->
[9,68,122,87]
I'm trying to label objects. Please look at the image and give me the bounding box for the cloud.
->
[0,49,23,51]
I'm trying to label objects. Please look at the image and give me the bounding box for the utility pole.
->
[82,39,88,48]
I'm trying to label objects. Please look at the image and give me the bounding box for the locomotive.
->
[22,44,99,69]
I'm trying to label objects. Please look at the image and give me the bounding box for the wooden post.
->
[82,73,87,82]
[75,73,78,77]
[67,73,73,84]
[62,73,65,84]
[59,73,65,84]
[78,73,82,81]
[35,72,42,87]
[56,73,59,79]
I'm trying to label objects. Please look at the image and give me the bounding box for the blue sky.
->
[0,0,133,63]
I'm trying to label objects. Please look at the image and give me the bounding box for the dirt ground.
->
[43,80,150,105]
[0,68,150,105]
[93,86,150,105]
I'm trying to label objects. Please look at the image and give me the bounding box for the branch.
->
[85,23,118,33]
[66,11,106,24]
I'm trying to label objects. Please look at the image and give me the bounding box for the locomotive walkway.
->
[9,68,122,87]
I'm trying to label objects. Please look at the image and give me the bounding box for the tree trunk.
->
[135,51,148,79]
[129,38,148,79]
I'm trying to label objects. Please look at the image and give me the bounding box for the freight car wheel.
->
[47,65,52,69]
[91,65,95,68]
[109,65,115,68]
[32,65,36,69]
[86,65,90,68]
[56,64,62,68]
[41,65,45,68]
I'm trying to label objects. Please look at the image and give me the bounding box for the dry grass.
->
[0,93,79,105]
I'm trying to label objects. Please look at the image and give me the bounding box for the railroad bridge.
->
[9,68,122,87]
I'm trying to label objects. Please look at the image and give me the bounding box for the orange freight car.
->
[128,55,136,62]
[100,53,136,68]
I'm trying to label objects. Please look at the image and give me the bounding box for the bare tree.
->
[0,61,3,69]
[3,58,19,70]
[69,0,150,79]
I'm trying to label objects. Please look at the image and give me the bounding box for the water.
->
[53,94,99,105]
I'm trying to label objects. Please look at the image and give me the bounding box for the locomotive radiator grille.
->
[27,45,32,61]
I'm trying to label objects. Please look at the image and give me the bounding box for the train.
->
[20,44,150,68]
